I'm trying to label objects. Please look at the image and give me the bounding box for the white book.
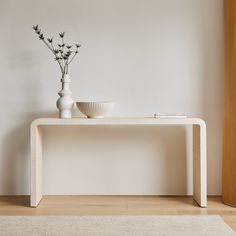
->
[154,113,187,119]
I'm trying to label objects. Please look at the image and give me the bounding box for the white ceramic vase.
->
[56,74,74,119]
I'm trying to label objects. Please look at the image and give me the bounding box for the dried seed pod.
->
[47,38,53,43]
[59,32,65,38]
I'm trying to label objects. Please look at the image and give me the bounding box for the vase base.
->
[59,110,72,119]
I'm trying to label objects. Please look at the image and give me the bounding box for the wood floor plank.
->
[0,196,236,231]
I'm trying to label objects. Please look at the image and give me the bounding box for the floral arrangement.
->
[32,24,81,75]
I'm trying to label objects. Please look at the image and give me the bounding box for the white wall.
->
[0,0,222,195]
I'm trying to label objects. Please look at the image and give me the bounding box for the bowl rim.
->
[76,101,115,104]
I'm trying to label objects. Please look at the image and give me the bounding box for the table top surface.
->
[31,117,206,127]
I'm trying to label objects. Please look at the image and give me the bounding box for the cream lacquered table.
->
[30,117,207,207]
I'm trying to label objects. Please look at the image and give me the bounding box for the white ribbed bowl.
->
[76,101,115,118]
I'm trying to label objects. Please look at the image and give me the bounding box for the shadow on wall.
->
[1,44,58,196]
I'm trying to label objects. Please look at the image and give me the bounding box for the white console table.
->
[30,117,207,208]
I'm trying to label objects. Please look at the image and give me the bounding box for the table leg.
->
[30,125,43,207]
[193,124,207,207]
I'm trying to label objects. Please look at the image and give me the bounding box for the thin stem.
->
[61,38,66,72]
[50,42,55,50]
[65,57,70,74]
[42,39,64,74]
[59,49,65,71]
[42,38,54,54]
[50,42,65,73]
[63,54,67,71]
[67,52,77,65]
[51,42,65,72]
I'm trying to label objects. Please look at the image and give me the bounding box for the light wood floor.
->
[0,196,236,231]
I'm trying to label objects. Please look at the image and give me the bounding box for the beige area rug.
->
[0,215,235,236]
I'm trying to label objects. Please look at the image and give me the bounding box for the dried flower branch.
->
[32,25,81,75]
